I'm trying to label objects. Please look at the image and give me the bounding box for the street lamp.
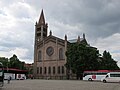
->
[7,59,10,72]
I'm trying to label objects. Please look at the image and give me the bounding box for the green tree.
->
[100,50,119,70]
[0,57,9,68]
[0,54,26,70]
[9,54,26,70]
[65,43,100,79]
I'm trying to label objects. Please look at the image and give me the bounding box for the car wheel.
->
[103,80,106,83]
[88,78,92,81]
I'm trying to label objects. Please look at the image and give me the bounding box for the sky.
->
[0,0,120,66]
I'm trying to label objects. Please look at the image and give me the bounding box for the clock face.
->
[46,46,54,56]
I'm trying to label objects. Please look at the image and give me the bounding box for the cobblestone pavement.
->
[0,79,120,90]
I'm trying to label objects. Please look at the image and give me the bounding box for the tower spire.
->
[38,9,45,24]
[77,35,80,43]
[83,33,85,39]
[35,9,48,41]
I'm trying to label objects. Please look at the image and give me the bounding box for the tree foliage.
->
[0,57,8,67]
[0,54,26,70]
[99,50,119,70]
[65,43,100,79]
[65,43,119,79]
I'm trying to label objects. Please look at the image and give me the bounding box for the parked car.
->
[101,72,120,83]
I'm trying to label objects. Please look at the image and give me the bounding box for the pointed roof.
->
[83,33,85,39]
[49,30,52,36]
[77,36,80,43]
[65,34,67,41]
[38,9,45,24]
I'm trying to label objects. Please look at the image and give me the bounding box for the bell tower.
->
[34,9,48,77]
[35,9,48,42]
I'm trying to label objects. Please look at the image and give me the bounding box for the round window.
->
[46,46,54,56]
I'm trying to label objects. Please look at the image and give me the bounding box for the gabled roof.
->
[37,35,65,48]
[68,38,88,44]
[45,35,65,45]
[68,38,84,43]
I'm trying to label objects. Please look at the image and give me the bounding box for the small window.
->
[48,67,51,74]
[110,74,120,77]
[106,75,108,78]
[59,48,64,59]
[53,67,55,74]
[62,66,64,74]
[40,67,42,74]
[58,66,60,74]
[37,67,39,74]
[38,50,42,62]
[44,67,46,74]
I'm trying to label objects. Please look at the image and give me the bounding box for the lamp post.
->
[7,59,10,72]
[69,63,72,80]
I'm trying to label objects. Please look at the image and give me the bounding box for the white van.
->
[101,72,120,83]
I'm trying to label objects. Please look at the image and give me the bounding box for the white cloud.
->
[0,1,35,63]
[5,2,36,19]
[49,19,84,39]
[93,33,120,62]
[10,47,28,59]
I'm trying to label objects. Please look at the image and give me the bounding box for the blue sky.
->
[0,0,120,66]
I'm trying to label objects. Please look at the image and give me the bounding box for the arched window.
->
[40,67,42,74]
[44,67,46,74]
[53,67,55,74]
[59,48,64,59]
[37,67,39,74]
[38,50,42,62]
[62,66,64,74]
[48,67,51,74]
[58,66,60,74]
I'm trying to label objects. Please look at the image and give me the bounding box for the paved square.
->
[1,79,120,90]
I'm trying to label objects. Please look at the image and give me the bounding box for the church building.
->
[33,10,87,79]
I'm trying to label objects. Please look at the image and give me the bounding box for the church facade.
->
[33,10,87,79]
